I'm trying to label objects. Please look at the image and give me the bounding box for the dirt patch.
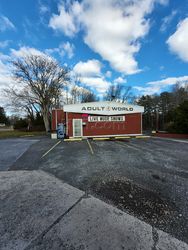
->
[89,176,183,232]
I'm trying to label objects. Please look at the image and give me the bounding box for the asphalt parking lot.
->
[0,138,39,171]
[2,136,188,244]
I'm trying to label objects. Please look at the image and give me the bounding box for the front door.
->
[73,119,83,137]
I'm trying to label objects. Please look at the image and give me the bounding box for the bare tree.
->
[5,87,38,120]
[104,83,134,103]
[70,85,98,104]
[5,54,69,132]
[171,82,188,108]
[81,90,98,103]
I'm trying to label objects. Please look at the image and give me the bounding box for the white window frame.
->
[73,119,83,137]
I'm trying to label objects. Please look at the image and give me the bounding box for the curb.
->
[63,135,151,141]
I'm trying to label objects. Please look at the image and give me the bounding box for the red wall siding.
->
[51,109,65,131]
[67,113,142,137]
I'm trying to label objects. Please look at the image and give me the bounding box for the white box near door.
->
[73,119,83,137]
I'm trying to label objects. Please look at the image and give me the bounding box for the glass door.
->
[73,119,83,137]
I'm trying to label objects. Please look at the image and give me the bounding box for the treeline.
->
[137,84,188,133]
[0,107,45,131]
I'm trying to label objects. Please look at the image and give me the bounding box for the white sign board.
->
[88,116,125,122]
[64,101,144,115]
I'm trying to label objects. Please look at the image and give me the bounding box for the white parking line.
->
[86,139,94,155]
[41,140,61,158]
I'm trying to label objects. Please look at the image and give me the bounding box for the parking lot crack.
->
[152,227,159,250]
[23,194,86,250]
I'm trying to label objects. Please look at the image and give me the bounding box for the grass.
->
[0,130,47,139]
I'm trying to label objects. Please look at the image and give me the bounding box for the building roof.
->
[63,101,144,115]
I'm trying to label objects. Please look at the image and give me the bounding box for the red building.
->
[51,101,144,138]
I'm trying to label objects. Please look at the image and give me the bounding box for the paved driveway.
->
[38,137,188,243]
[5,136,188,244]
[0,138,38,170]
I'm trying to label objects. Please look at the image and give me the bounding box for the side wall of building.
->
[51,109,65,131]
[67,113,142,137]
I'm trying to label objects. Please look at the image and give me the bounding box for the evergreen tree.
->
[0,107,9,125]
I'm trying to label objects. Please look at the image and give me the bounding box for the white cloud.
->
[105,71,112,78]
[10,46,57,65]
[80,77,109,93]
[159,65,165,71]
[45,42,75,59]
[49,2,80,37]
[73,59,102,77]
[147,76,188,87]
[157,0,169,5]
[167,18,188,62]
[72,59,109,93]
[0,53,11,61]
[0,56,14,107]
[45,48,59,55]
[60,42,74,59]
[114,76,127,84]
[160,10,177,32]
[0,40,11,49]
[38,1,51,26]
[134,76,188,95]
[0,15,15,32]
[10,46,47,58]
[49,0,168,75]
[0,60,12,88]
[39,4,50,14]
[134,85,162,95]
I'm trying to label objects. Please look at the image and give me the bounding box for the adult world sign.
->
[64,101,144,115]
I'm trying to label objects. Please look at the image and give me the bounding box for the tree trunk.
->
[42,108,50,132]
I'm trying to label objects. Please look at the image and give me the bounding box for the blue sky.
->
[0,0,188,103]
